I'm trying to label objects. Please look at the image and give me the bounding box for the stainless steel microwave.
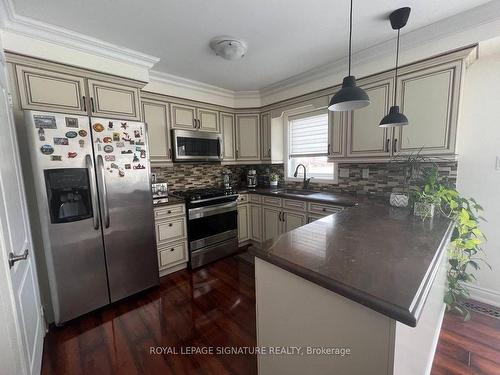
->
[172,129,222,162]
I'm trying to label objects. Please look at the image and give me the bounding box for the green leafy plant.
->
[413,167,488,319]
[269,173,279,182]
[389,149,434,197]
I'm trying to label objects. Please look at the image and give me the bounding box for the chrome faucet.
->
[293,164,311,190]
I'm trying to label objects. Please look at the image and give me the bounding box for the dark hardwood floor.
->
[41,254,500,375]
[41,256,257,375]
[431,304,500,375]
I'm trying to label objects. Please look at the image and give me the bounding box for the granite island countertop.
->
[250,197,453,327]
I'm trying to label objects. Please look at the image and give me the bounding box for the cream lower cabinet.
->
[262,205,282,242]
[154,204,188,276]
[236,114,260,161]
[237,204,250,243]
[250,204,263,242]
[283,211,307,232]
[141,98,171,164]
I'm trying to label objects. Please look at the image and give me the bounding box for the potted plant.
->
[412,167,488,319]
[269,173,279,188]
[388,149,431,208]
[412,168,441,218]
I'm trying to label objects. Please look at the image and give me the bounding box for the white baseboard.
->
[424,304,446,375]
[466,283,500,308]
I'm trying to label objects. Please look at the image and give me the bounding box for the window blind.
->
[289,112,328,157]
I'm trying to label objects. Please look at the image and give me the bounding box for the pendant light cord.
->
[348,0,353,76]
[393,28,400,106]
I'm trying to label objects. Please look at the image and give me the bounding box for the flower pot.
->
[389,193,409,208]
[270,181,278,188]
[414,202,436,218]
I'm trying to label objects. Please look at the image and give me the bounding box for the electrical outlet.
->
[339,168,349,178]
[362,168,369,179]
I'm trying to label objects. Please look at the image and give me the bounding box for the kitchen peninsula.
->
[251,198,453,375]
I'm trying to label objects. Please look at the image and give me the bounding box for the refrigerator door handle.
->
[85,154,100,230]
[97,155,110,228]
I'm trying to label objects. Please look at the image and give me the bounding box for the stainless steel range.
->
[173,188,239,268]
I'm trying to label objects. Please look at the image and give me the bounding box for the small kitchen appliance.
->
[247,169,257,188]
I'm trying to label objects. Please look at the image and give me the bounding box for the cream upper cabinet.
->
[283,211,306,232]
[395,61,462,155]
[250,204,262,242]
[170,104,219,132]
[236,114,260,160]
[262,206,282,241]
[346,78,393,157]
[87,79,141,120]
[170,103,197,130]
[15,65,87,115]
[221,112,236,161]
[261,113,271,161]
[237,204,250,243]
[197,108,219,132]
[141,99,171,164]
[328,99,346,158]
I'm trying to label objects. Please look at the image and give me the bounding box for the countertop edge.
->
[239,189,359,207]
[250,220,454,327]
[409,220,454,325]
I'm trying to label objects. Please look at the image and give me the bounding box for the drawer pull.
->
[322,208,326,212]
[167,210,171,214]
[170,248,175,252]
[168,223,173,227]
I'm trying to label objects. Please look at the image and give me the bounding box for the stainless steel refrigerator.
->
[23,110,159,325]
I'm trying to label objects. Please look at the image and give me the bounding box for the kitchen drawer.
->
[156,216,187,244]
[237,194,248,204]
[249,194,262,203]
[308,202,343,216]
[262,196,282,207]
[283,199,306,212]
[154,204,185,220]
[158,241,188,269]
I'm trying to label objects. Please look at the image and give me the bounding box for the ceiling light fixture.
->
[379,7,411,128]
[209,36,248,61]
[329,0,370,112]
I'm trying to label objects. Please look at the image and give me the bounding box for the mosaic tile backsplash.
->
[152,161,457,197]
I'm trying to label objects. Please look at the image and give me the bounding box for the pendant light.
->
[379,7,411,127]
[328,0,370,111]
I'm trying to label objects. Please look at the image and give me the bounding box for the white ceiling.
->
[10,0,492,91]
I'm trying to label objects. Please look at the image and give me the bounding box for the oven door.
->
[187,201,238,251]
[172,129,221,162]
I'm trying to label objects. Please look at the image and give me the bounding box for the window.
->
[286,109,336,182]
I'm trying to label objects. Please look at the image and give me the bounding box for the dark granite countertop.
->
[238,187,359,207]
[250,198,453,327]
[152,195,185,207]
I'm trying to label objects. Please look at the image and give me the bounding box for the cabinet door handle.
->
[393,138,398,153]
[8,249,28,268]
[268,148,271,157]
[386,139,390,152]
[82,96,87,112]
[193,119,197,128]
[328,143,331,155]
[168,148,172,159]
[196,119,200,129]
[236,149,239,159]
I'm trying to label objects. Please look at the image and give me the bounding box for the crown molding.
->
[259,0,500,101]
[0,0,159,69]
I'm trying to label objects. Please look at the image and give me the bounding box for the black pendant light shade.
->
[328,0,370,112]
[379,7,411,127]
[379,105,408,127]
[328,76,370,111]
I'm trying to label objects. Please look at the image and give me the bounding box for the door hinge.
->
[7,92,13,108]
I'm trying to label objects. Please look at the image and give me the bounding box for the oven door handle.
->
[188,201,237,219]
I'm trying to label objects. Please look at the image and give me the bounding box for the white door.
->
[0,61,44,374]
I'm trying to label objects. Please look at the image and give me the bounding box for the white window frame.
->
[283,107,338,184]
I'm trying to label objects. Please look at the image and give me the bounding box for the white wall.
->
[457,37,500,307]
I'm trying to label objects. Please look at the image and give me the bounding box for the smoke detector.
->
[209,36,248,60]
